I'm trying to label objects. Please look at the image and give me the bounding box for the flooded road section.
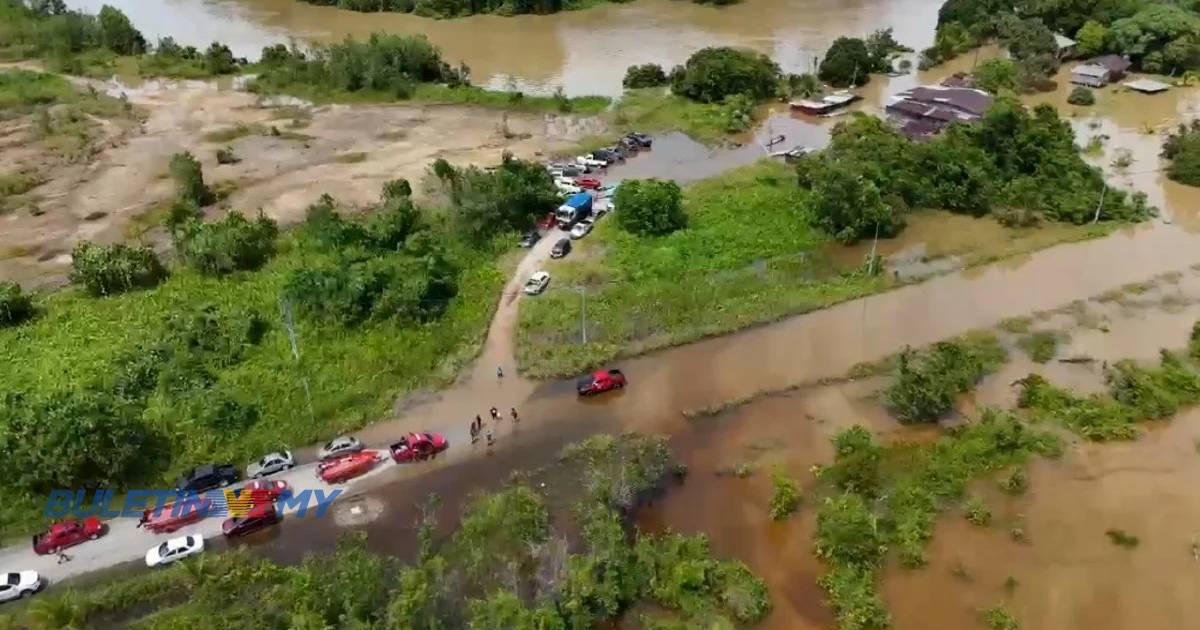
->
[65,0,945,96]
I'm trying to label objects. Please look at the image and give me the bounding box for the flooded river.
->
[65,0,944,95]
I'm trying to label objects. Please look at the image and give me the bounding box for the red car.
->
[241,479,289,504]
[318,450,380,484]
[139,498,212,534]
[222,503,281,538]
[575,176,602,190]
[390,432,449,463]
[577,368,627,396]
[537,212,557,230]
[31,517,105,555]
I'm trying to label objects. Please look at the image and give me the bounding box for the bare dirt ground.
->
[0,71,607,288]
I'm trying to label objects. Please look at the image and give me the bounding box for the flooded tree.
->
[622,63,668,89]
[669,47,780,103]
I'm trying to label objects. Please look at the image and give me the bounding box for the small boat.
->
[790,91,861,115]
[769,145,816,160]
[763,133,786,147]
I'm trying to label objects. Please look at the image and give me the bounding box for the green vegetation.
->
[1068,86,1096,106]
[1017,373,1139,440]
[0,172,516,537]
[818,29,906,88]
[1162,120,1200,187]
[614,178,686,236]
[607,88,759,144]
[516,160,890,377]
[434,152,561,244]
[795,103,1151,244]
[974,58,1018,94]
[884,333,1007,423]
[983,604,1021,630]
[624,63,668,89]
[0,434,770,629]
[1017,330,1065,363]
[169,151,213,208]
[300,0,617,19]
[963,496,992,525]
[669,47,781,103]
[0,281,33,327]
[813,410,1061,628]
[768,469,802,520]
[1105,528,1140,548]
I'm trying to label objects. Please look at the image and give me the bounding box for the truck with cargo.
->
[555,192,593,229]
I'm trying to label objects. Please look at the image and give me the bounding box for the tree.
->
[203,42,237,75]
[669,47,780,103]
[178,211,279,275]
[613,179,686,236]
[768,470,801,520]
[973,58,1017,93]
[383,178,413,199]
[623,63,668,89]
[97,5,145,55]
[823,426,883,496]
[169,151,213,207]
[1067,86,1095,105]
[807,161,902,244]
[1163,120,1200,186]
[1075,19,1109,57]
[819,37,875,87]
[785,72,820,97]
[814,493,885,566]
[884,341,990,423]
[448,152,559,243]
[0,281,34,327]
[70,241,167,296]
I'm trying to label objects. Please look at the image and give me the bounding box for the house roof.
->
[1054,34,1076,49]
[899,85,993,117]
[1071,64,1109,78]
[1089,54,1132,74]
[1124,78,1170,94]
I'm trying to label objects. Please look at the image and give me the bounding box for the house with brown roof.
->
[1070,55,1132,87]
[885,85,994,140]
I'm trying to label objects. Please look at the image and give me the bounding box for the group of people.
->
[470,406,519,447]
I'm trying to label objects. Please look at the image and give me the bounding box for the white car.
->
[524,271,551,296]
[575,154,606,169]
[0,571,41,603]
[246,450,295,479]
[145,535,205,568]
[569,218,594,239]
[319,436,364,461]
[555,180,582,195]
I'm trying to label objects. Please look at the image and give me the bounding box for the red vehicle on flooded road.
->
[139,498,212,535]
[241,479,289,504]
[317,450,380,484]
[575,176,602,190]
[222,503,281,538]
[390,432,449,463]
[577,368,627,396]
[32,517,105,555]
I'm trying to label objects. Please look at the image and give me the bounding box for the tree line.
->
[297,0,740,19]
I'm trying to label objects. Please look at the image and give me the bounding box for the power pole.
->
[279,297,316,424]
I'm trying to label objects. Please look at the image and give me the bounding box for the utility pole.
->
[279,297,316,424]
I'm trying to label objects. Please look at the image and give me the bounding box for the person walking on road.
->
[469,421,479,444]
[490,406,500,422]
[486,429,495,447]
[57,552,72,564]
[511,407,520,423]
[497,366,504,378]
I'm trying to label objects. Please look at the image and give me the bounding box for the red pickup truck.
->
[31,517,105,555]
[576,368,627,396]
[390,432,449,463]
[318,450,380,484]
[139,498,212,534]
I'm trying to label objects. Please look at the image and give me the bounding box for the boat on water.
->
[789,91,861,115]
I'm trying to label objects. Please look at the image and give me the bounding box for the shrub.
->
[1105,352,1200,420]
[169,151,213,207]
[1191,321,1200,360]
[999,469,1028,494]
[1016,373,1140,441]
[1162,121,1200,187]
[768,470,802,520]
[97,5,145,55]
[614,178,687,236]
[669,47,780,103]
[963,496,991,525]
[982,604,1020,630]
[70,241,167,296]
[179,211,279,275]
[822,426,883,497]
[447,152,559,243]
[623,63,668,89]
[252,33,458,96]
[215,146,239,164]
[1017,330,1063,363]
[1067,86,1095,106]
[817,565,890,630]
[203,42,237,75]
[1105,528,1139,548]
[815,493,886,566]
[884,337,1002,423]
[974,58,1017,93]
[0,281,34,327]
[382,178,412,199]
[285,255,456,326]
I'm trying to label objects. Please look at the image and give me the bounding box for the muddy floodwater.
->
[65,0,945,95]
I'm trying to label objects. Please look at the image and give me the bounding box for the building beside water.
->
[885,85,994,141]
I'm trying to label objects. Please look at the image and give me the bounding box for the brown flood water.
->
[65,0,945,96]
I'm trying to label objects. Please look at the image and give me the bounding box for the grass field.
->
[0,233,507,538]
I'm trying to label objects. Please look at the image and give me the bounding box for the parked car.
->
[246,450,294,479]
[222,503,281,538]
[550,162,586,176]
[618,137,641,153]
[390,432,449,463]
[31,517,104,555]
[555,180,582,195]
[626,132,653,148]
[575,176,602,190]
[597,183,619,198]
[318,435,364,461]
[519,230,541,248]
[577,368,627,396]
[145,535,205,568]
[176,464,239,493]
[576,154,607,169]
[569,218,594,239]
[241,479,290,504]
[551,237,572,259]
[524,271,551,295]
[317,450,380,484]
[0,571,41,603]
[139,498,212,534]
[592,148,624,163]
[537,212,557,230]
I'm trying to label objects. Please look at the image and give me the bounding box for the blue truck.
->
[555,192,593,228]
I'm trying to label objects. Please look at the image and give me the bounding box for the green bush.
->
[669,47,781,103]
[614,178,687,236]
[974,58,1017,93]
[983,604,1020,630]
[1191,321,1200,360]
[1067,86,1095,106]
[169,151,213,207]
[97,5,145,55]
[623,63,668,89]
[884,336,1004,423]
[817,565,890,630]
[815,493,886,567]
[69,241,167,296]
[203,42,237,75]
[0,281,34,327]
[1163,121,1200,187]
[822,426,883,497]
[179,211,279,276]
[446,152,560,243]
[215,146,238,164]
[818,37,880,87]
[963,496,991,525]
[1017,330,1064,363]
[1105,352,1200,420]
[768,470,802,520]
[1016,373,1140,440]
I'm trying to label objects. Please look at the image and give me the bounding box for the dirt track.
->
[0,71,607,287]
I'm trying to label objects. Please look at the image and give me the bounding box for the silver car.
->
[318,436,364,461]
[246,450,295,479]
